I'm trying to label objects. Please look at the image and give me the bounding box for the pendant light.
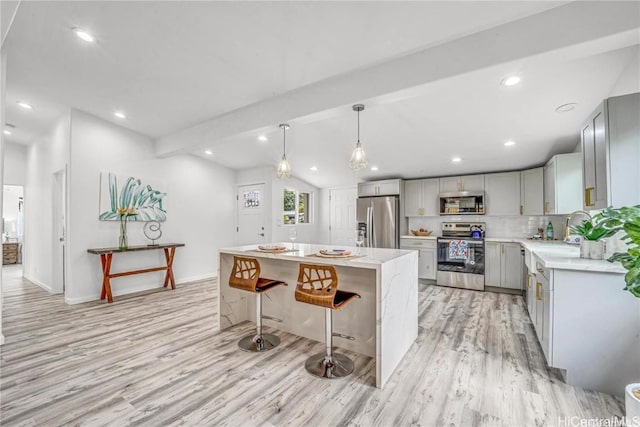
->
[276,123,291,179]
[349,104,368,171]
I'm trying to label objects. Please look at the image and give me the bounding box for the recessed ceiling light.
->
[370,166,379,171]
[501,75,521,87]
[310,166,318,171]
[258,135,268,142]
[73,28,96,43]
[113,111,126,119]
[17,101,33,110]
[556,103,577,113]
[452,157,462,163]
[3,130,11,135]
[504,140,516,147]
[204,149,213,155]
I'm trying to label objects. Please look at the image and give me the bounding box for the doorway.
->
[329,187,357,246]
[2,185,24,272]
[51,169,66,294]
[237,183,267,245]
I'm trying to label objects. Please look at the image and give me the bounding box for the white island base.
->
[218,244,418,388]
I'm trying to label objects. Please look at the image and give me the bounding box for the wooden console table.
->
[87,243,185,303]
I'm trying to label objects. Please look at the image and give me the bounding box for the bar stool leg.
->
[238,292,281,352]
[304,308,355,378]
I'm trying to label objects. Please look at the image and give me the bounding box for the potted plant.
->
[570,212,619,259]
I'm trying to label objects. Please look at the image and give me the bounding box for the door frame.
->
[51,168,68,294]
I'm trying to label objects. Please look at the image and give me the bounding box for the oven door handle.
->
[438,239,484,246]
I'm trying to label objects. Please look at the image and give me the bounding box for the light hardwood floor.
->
[1,266,624,426]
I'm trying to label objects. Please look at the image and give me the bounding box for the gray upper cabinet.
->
[358,179,403,197]
[544,153,582,215]
[404,178,439,216]
[520,168,544,215]
[582,92,640,209]
[439,174,484,193]
[485,171,521,216]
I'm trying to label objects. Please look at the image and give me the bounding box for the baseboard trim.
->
[0,334,5,345]
[64,275,218,305]
[23,274,54,293]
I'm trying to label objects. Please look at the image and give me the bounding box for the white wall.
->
[4,141,27,185]
[66,110,236,303]
[236,167,321,244]
[271,175,319,244]
[609,45,640,97]
[23,112,71,292]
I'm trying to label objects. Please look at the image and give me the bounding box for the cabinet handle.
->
[544,201,550,214]
[520,205,524,215]
[585,187,594,207]
[537,268,544,273]
[536,282,543,301]
[501,245,504,254]
[526,274,531,289]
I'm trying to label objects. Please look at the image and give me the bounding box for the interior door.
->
[237,183,266,245]
[329,187,357,246]
[51,168,66,294]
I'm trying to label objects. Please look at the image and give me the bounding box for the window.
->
[283,189,311,225]
[243,190,261,209]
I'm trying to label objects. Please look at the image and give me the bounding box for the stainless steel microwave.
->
[439,192,485,215]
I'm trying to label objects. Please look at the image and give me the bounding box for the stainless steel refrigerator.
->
[356,196,400,249]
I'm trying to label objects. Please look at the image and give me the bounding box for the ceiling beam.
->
[155,1,640,158]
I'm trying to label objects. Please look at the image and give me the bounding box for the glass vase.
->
[119,217,128,250]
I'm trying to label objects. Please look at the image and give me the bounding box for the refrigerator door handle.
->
[367,206,373,247]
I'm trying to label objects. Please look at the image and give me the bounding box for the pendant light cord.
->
[357,109,360,143]
[283,126,286,157]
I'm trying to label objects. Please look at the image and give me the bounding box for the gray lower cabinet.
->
[485,242,523,290]
[400,238,436,280]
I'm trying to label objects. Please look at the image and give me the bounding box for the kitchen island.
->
[218,243,418,388]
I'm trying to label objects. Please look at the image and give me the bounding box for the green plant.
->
[597,205,640,298]
[570,213,619,241]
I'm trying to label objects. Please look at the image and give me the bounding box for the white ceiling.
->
[3,1,640,188]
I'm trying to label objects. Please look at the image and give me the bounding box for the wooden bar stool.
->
[295,263,361,379]
[229,256,287,352]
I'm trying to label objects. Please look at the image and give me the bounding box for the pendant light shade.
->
[276,123,291,179]
[349,104,368,171]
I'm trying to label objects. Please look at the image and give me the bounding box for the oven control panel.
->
[441,222,485,237]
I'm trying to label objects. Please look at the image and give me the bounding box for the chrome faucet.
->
[565,210,593,241]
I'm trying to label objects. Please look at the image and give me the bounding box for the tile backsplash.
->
[408,215,567,239]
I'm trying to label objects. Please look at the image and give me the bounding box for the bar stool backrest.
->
[229,256,260,292]
[296,263,339,309]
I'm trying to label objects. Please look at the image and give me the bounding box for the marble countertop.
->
[219,243,416,269]
[486,237,626,274]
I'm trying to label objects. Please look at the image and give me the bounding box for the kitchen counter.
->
[401,235,437,240]
[485,237,626,274]
[218,243,418,389]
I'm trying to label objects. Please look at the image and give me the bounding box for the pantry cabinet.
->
[439,174,484,193]
[581,92,640,209]
[485,241,523,290]
[520,168,544,215]
[485,171,521,216]
[404,178,439,216]
[543,153,582,215]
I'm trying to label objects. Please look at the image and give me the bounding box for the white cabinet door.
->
[534,276,544,343]
[541,273,553,363]
[485,242,501,287]
[439,176,461,193]
[520,168,544,215]
[421,179,439,216]
[544,159,556,215]
[460,174,485,192]
[485,172,521,216]
[555,153,583,214]
[526,270,536,319]
[501,243,523,289]
[418,248,436,280]
[439,175,484,192]
[404,180,423,216]
[358,182,377,197]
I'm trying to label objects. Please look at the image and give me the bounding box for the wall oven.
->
[436,222,485,291]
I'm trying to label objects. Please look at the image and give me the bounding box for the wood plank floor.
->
[1,265,624,426]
